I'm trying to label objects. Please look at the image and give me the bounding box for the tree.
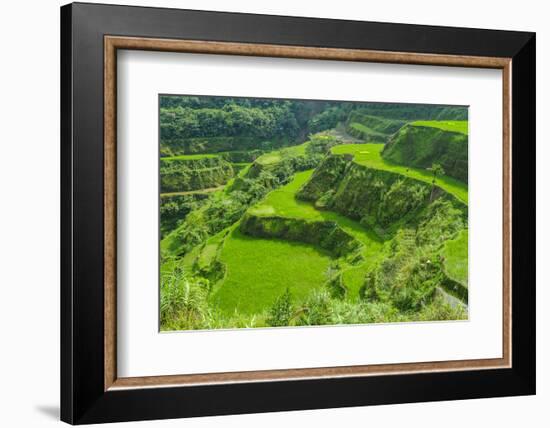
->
[427,163,445,184]
[266,288,293,327]
[427,163,445,202]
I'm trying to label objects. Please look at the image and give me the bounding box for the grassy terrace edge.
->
[411,120,469,135]
[331,143,468,204]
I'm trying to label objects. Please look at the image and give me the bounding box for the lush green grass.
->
[331,144,468,203]
[249,170,384,298]
[159,99,470,329]
[162,144,467,316]
[255,142,309,165]
[347,112,406,135]
[223,163,253,193]
[251,171,382,246]
[211,227,332,314]
[348,122,386,137]
[249,170,315,217]
[255,152,281,165]
[161,153,218,161]
[442,229,468,286]
[411,120,468,135]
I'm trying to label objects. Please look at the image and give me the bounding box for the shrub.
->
[266,288,294,327]
[308,107,349,133]
[377,179,429,227]
[160,268,209,330]
[305,133,341,155]
[325,263,347,299]
[412,294,467,321]
[331,300,399,325]
[160,194,208,237]
[297,290,333,326]
[416,199,466,248]
[239,214,362,258]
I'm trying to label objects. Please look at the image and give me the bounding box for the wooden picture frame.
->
[61,2,535,424]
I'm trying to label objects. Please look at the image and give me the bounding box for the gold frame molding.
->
[104,35,512,391]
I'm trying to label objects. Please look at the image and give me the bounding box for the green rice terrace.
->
[159,96,469,331]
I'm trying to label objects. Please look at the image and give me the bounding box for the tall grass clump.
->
[160,268,209,331]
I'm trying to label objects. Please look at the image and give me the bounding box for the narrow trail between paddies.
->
[160,185,225,197]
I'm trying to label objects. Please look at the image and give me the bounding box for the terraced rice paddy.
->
[331,144,468,203]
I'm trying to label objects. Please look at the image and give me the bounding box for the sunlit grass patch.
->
[442,229,468,286]
[211,227,332,314]
[411,120,468,135]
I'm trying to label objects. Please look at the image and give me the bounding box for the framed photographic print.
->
[60,2,536,424]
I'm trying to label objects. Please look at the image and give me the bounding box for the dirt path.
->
[161,185,225,197]
[328,127,363,144]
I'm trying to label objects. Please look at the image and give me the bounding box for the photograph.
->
[159,95,469,331]
[54,2,536,424]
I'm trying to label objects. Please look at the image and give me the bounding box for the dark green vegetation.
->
[160,156,234,193]
[346,111,406,142]
[331,144,468,202]
[383,121,469,183]
[160,96,469,331]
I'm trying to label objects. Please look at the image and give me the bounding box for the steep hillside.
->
[382,123,468,183]
[297,154,466,235]
[160,96,324,156]
[160,157,234,193]
[296,153,468,305]
[348,104,467,121]
[411,120,468,135]
[240,213,363,259]
[160,136,290,157]
[161,142,324,258]
[345,113,406,142]
[160,193,210,238]
[330,143,468,203]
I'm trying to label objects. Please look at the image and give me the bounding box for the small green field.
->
[202,170,386,313]
[211,227,332,315]
[411,120,468,135]
[249,170,384,297]
[348,123,386,137]
[331,144,468,203]
[442,229,468,286]
[255,142,309,166]
[250,171,383,249]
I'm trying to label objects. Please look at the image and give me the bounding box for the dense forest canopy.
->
[160,96,467,156]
